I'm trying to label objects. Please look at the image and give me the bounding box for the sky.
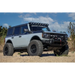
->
[0,13,75,35]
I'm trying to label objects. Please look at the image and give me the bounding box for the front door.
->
[12,24,29,48]
[19,25,29,47]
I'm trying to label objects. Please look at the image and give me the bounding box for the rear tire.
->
[3,43,14,56]
[54,45,69,56]
[27,40,43,56]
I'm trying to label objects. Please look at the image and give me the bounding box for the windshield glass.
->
[30,25,50,31]
[42,27,49,31]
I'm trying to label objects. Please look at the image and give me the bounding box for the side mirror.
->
[24,29,29,32]
[24,29,32,33]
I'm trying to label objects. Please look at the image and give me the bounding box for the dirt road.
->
[0,50,75,62]
[0,30,74,62]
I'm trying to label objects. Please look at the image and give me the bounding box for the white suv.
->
[3,22,69,56]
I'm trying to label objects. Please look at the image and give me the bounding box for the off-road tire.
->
[3,43,14,56]
[54,45,69,56]
[27,40,43,56]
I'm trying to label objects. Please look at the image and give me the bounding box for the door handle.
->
[12,36,14,39]
[19,35,21,38]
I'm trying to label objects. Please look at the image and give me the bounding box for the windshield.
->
[42,27,49,31]
[30,25,50,31]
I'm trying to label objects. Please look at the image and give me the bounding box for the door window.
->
[7,28,13,36]
[21,25,28,34]
[14,27,20,35]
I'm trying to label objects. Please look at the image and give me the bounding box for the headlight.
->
[50,35,57,38]
[42,33,57,38]
[42,33,49,38]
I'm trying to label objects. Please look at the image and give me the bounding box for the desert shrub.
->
[68,22,75,51]
[0,37,2,45]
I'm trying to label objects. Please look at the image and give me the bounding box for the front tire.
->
[3,43,14,56]
[27,40,43,56]
[54,45,69,56]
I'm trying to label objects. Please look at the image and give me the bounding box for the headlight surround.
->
[42,33,50,38]
[42,33,57,38]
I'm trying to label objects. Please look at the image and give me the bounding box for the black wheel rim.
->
[4,47,8,55]
[31,44,37,53]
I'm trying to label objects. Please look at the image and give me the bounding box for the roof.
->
[8,23,28,29]
[8,22,49,29]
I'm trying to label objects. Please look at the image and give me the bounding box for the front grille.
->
[56,34,65,40]
[48,33,65,40]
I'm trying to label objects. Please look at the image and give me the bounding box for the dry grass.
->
[68,40,75,51]
[0,36,5,52]
[0,37,2,45]
[0,36,5,44]
[0,44,4,52]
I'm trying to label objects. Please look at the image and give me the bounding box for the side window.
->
[7,28,13,36]
[21,25,28,34]
[14,27,20,35]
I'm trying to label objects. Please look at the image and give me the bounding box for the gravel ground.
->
[0,42,75,62]
[0,50,75,62]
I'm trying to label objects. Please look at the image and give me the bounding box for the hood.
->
[43,31,66,35]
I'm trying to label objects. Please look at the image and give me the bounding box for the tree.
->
[0,25,8,37]
[0,26,2,37]
[1,27,7,36]
[68,22,75,50]
[9,25,11,28]
[68,22,75,39]
[0,25,11,44]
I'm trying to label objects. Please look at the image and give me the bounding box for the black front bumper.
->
[42,39,67,47]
